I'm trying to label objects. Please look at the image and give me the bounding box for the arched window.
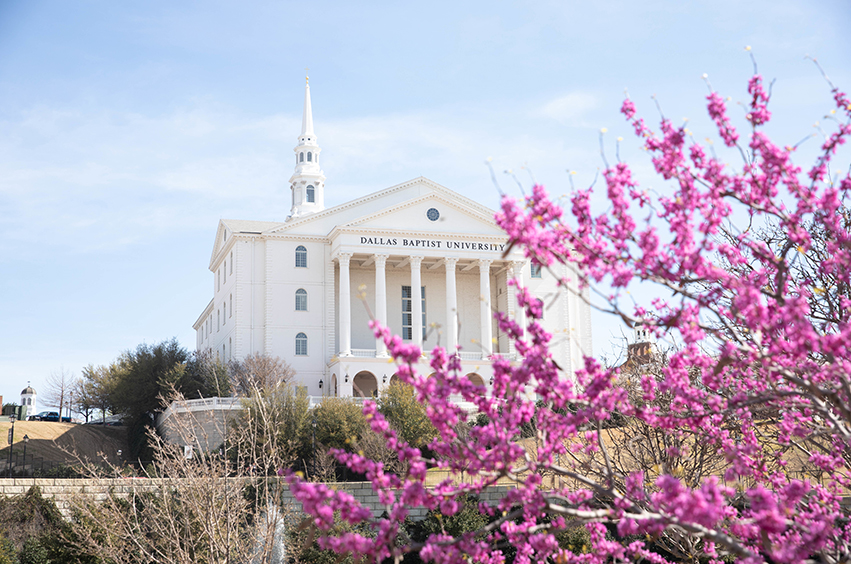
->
[295,245,307,268]
[299,152,304,162]
[295,289,308,311]
[306,185,315,203]
[307,151,312,162]
[295,332,308,356]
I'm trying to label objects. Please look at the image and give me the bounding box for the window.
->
[223,261,226,283]
[402,286,426,340]
[295,245,307,268]
[229,294,233,317]
[307,151,312,162]
[295,332,308,356]
[223,301,226,322]
[217,309,220,330]
[299,152,304,162]
[295,288,308,311]
[230,252,233,274]
[229,337,232,359]
[217,269,221,290]
[531,263,542,278]
[306,185,315,203]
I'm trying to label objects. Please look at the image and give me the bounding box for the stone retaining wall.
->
[0,478,512,521]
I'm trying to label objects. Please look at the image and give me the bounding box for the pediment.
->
[343,192,504,236]
[266,177,501,236]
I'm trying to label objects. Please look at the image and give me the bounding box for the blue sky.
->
[1,0,849,406]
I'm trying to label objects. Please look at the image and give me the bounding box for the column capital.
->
[509,260,526,275]
[336,252,353,265]
[410,255,424,268]
[373,253,389,267]
[445,257,459,269]
[477,259,493,269]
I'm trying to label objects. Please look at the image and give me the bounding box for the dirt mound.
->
[0,421,126,467]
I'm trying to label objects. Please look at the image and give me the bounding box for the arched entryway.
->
[353,371,378,398]
[467,373,486,395]
[331,374,338,397]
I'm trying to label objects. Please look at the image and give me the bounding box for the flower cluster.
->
[288,66,851,563]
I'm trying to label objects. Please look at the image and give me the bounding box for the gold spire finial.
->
[305,67,309,84]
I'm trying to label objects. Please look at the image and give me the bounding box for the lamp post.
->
[21,435,28,477]
[6,414,16,478]
[311,411,317,480]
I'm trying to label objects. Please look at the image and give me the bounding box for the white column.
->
[478,259,493,359]
[512,261,526,337]
[410,256,424,351]
[445,257,459,353]
[338,253,352,356]
[375,254,388,357]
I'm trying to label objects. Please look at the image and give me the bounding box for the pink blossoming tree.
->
[288,58,851,564]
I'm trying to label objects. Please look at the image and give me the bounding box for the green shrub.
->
[0,536,18,564]
[18,539,47,564]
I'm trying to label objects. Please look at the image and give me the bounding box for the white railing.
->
[158,397,243,426]
[350,349,377,358]
[458,351,484,360]
[491,352,519,361]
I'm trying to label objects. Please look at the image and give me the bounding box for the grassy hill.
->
[0,421,127,470]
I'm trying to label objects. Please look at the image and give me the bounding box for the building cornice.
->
[193,299,215,330]
[327,225,508,243]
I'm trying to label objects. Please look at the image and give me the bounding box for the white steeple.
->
[301,77,314,137]
[288,74,326,218]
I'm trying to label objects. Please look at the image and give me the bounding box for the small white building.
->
[193,78,592,399]
[20,383,36,417]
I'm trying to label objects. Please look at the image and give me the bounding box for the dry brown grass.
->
[0,421,127,466]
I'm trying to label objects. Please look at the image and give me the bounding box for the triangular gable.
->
[209,218,283,269]
[344,192,504,236]
[266,177,498,236]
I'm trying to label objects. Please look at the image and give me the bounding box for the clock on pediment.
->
[426,208,440,221]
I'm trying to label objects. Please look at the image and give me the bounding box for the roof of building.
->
[220,219,283,234]
[21,385,35,395]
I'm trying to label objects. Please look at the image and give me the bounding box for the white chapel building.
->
[193,79,591,399]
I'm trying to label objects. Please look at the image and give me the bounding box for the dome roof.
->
[21,386,35,395]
